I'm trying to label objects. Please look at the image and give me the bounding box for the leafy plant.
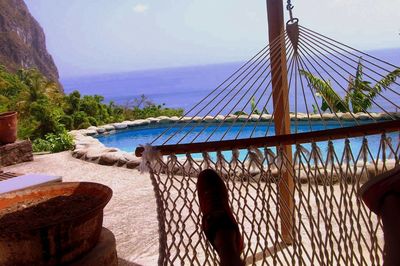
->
[312,104,318,114]
[233,111,247,116]
[300,70,349,112]
[32,131,74,153]
[127,94,154,109]
[0,66,185,153]
[32,138,52,152]
[45,131,74,152]
[250,96,260,115]
[301,60,400,113]
[123,101,183,120]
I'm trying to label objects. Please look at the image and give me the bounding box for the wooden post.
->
[266,0,294,244]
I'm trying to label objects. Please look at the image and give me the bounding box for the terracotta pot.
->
[0,111,18,144]
[0,182,113,266]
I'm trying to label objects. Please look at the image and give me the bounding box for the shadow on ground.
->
[118,257,143,266]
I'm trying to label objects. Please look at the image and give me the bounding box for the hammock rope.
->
[188,38,294,144]
[298,27,400,111]
[136,26,399,152]
[143,133,398,265]
[135,0,400,264]
[160,33,291,146]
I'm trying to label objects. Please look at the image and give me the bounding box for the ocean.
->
[61,48,400,115]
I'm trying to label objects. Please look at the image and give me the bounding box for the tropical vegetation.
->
[233,96,269,116]
[0,66,184,152]
[300,60,400,113]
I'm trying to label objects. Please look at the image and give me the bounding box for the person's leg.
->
[214,228,244,266]
[359,166,400,266]
[380,193,400,266]
[197,169,245,266]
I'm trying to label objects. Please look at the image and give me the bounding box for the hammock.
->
[136,1,400,265]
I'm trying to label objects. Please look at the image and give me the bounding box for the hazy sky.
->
[25,0,400,78]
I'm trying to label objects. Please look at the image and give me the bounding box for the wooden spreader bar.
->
[135,120,400,157]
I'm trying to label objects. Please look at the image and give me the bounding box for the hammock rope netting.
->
[136,8,400,266]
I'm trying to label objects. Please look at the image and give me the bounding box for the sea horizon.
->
[61,47,400,113]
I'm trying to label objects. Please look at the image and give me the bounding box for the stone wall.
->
[0,140,33,167]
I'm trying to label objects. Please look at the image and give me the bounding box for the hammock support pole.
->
[266,0,294,245]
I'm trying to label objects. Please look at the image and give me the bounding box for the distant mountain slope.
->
[0,0,59,83]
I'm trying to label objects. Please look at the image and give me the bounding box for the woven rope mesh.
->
[147,133,399,265]
[135,19,400,266]
[147,24,399,148]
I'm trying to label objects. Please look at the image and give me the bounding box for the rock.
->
[379,113,392,120]
[181,117,193,122]
[74,137,102,146]
[147,117,160,123]
[158,117,173,124]
[100,125,115,131]
[353,113,361,120]
[72,148,88,159]
[96,127,106,134]
[296,113,309,121]
[192,116,203,122]
[121,121,136,127]
[120,152,137,162]
[0,140,33,167]
[156,116,170,120]
[75,134,99,141]
[321,113,335,120]
[132,119,151,126]
[74,144,87,150]
[341,112,355,120]
[169,116,181,122]
[99,152,123,166]
[215,115,226,122]
[68,130,81,137]
[126,159,141,169]
[85,148,118,161]
[76,129,88,135]
[117,153,135,167]
[335,112,344,119]
[237,115,248,122]
[356,113,372,120]
[85,130,98,136]
[310,114,322,121]
[392,112,400,119]
[0,0,60,84]
[203,116,215,122]
[260,114,272,121]
[113,123,128,130]
[225,115,236,122]
[250,114,260,122]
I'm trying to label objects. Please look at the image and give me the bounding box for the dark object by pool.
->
[0,182,112,266]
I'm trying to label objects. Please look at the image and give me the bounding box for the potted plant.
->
[0,111,18,144]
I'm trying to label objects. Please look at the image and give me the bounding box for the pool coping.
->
[69,112,398,169]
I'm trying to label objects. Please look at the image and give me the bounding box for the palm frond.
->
[300,70,349,113]
[372,68,400,95]
[354,58,363,87]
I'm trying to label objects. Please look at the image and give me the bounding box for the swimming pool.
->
[96,121,398,160]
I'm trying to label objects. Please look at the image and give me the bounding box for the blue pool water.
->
[96,121,398,160]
